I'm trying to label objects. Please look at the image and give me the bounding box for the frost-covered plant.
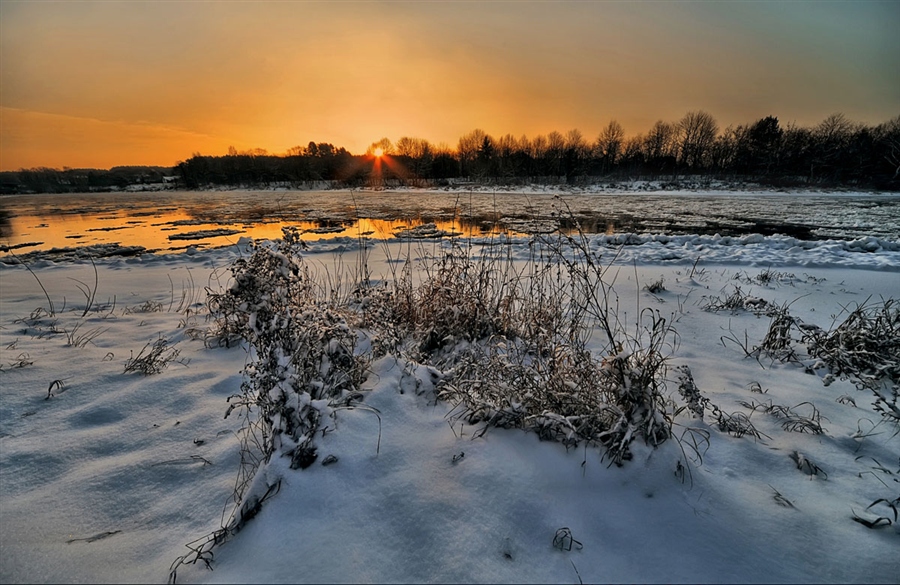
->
[710,292,898,426]
[380,241,519,358]
[701,286,775,316]
[439,335,606,442]
[431,241,678,466]
[644,276,666,294]
[124,336,183,375]
[206,227,368,533]
[438,322,675,466]
[754,304,798,360]
[206,227,313,348]
[675,365,706,419]
[800,298,900,422]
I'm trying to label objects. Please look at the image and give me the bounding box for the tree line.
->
[0,166,174,195]
[3,111,898,194]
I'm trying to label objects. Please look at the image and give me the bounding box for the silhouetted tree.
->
[431,143,458,180]
[877,115,900,182]
[595,120,625,174]
[457,129,488,178]
[545,131,566,178]
[746,116,783,175]
[811,113,857,183]
[643,120,678,173]
[396,137,434,183]
[677,111,719,169]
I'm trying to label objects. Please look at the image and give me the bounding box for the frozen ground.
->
[1,212,898,583]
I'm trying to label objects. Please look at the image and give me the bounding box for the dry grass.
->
[124,336,186,375]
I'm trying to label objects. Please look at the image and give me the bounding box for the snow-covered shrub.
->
[438,330,674,466]
[206,227,368,531]
[207,226,313,348]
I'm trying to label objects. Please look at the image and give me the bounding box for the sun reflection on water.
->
[1,199,524,255]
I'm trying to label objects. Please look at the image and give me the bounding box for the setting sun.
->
[374,147,384,158]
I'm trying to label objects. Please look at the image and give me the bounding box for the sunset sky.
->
[1,0,897,171]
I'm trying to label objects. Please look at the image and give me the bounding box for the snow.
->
[1,194,898,584]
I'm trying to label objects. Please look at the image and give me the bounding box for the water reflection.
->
[2,189,897,258]
[0,200,526,256]
[0,207,11,240]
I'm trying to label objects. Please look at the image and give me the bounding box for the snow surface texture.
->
[1,228,898,583]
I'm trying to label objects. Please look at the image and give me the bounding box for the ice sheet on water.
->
[2,190,898,268]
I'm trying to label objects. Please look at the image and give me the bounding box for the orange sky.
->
[1,1,898,171]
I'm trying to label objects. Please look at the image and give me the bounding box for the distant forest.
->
[3,111,899,194]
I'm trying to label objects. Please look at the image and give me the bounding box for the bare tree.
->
[677,111,719,169]
[710,126,740,173]
[563,129,589,180]
[457,129,489,178]
[812,113,859,182]
[815,113,856,145]
[643,120,678,167]
[546,131,566,177]
[878,115,900,180]
[395,137,434,182]
[595,120,625,173]
[530,134,548,161]
[496,133,520,178]
[394,136,417,158]
[620,134,645,172]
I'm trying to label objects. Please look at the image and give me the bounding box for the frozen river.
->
[1,189,898,258]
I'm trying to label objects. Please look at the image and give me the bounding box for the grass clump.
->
[802,298,899,405]
[378,242,519,359]
[735,268,796,286]
[643,276,666,294]
[710,291,898,426]
[397,230,677,466]
[702,286,775,316]
[753,297,899,424]
[755,305,797,360]
[212,224,682,474]
[124,336,185,375]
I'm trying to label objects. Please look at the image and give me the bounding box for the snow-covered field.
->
[1,194,898,584]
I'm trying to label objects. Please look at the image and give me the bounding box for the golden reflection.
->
[2,209,525,256]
